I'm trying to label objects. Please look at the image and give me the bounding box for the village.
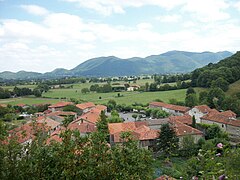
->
[8,100,240,149]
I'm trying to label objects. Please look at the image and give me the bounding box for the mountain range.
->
[0,50,233,79]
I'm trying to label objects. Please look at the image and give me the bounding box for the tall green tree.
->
[156,124,179,157]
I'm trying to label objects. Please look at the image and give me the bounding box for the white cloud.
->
[0,1,240,72]
[155,15,181,22]
[20,5,49,16]
[234,1,240,11]
[182,0,230,22]
[62,0,187,15]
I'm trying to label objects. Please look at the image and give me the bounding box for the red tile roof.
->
[47,111,77,116]
[169,115,192,125]
[75,111,101,124]
[0,104,7,107]
[194,105,212,113]
[95,104,107,111]
[202,111,240,127]
[169,119,203,136]
[46,127,66,145]
[76,102,95,110]
[48,102,73,108]
[150,102,190,113]
[37,117,60,130]
[9,122,50,144]
[68,122,96,133]
[108,122,159,142]
[220,110,236,118]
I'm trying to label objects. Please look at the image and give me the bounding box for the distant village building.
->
[200,110,240,142]
[188,105,214,123]
[127,85,140,91]
[149,102,190,116]
[48,102,73,112]
[76,102,95,113]
[108,121,159,149]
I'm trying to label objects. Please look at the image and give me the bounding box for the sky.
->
[0,0,240,73]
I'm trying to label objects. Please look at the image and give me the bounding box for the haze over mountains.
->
[0,51,233,79]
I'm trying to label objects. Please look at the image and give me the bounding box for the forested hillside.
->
[191,51,240,92]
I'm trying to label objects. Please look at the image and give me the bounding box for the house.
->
[149,102,190,116]
[46,127,65,145]
[127,85,140,91]
[48,102,73,112]
[76,102,95,113]
[95,104,107,113]
[169,115,192,126]
[74,110,100,124]
[201,110,240,141]
[147,118,169,130]
[9,122,50,145]
[112,84,126,92]
[68,121,96,136]
[169,118,204,144]
[108,121,159,149]
[188,105,215,123]
[47,111,77,119]
[36,116,61,133]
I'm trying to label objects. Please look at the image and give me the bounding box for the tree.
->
[156,124,179,157]
[33,88,42,97]
[145,82,149,92]
[96,111,109,138]
[211,77,229,92]
[186,87,196,95]
[81,88,90,94]
[207,88,225,108]
[192,115,196,128]
[132,114,138,121]
[185,94,198,107]
[179,135,198,157]
[199,91,208,104]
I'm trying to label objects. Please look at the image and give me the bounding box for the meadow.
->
[0,79,205,106]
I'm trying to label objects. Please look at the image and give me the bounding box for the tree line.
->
[191,51,240,92]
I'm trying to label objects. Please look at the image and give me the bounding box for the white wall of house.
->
[188,108,206,123]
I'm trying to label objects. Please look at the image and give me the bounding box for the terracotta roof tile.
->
[75,111,101,124]
[76,102,95,110]
[108,122,159,142]
[202,110,240,127]
[169,115,192,125]
[150,102,190,113]
[194,105,212,113]
[37,117,60,130]
[169,119,203,136]
[47,111,77,116]
[48,102,73,108]
[68,122,96,133]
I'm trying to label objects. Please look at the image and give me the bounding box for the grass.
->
[1,84,37,90]
[42,89,188,105]
[0,97,60,105]
[0,80,206,106]
[226,79,240,96]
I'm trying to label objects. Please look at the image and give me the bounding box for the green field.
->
[0,97,60,105]
[226,80,240,96]
[43,88,187,105]
[0,79,205,106]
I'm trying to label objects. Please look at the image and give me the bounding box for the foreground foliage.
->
[0,120,153,180]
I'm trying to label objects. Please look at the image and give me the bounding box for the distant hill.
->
[191,51,240,89]
[0,51,233,79]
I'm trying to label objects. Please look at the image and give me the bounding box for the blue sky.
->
[0,0,240,72]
